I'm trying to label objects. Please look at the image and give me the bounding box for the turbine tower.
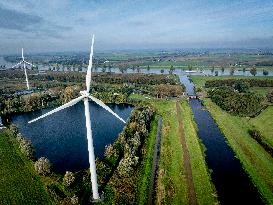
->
[11,48,35,90]
[28,35,125,200]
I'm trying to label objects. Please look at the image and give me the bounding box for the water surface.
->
[12,102,133,173]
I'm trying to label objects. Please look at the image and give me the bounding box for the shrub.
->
[9,124,18,135]
[63,171,75,187]
[34,157,51,175]
[234,81,249,93]
[267,89,273,103]
[16,134,35,160]
[248,129,273,157]
[71,195,79,205]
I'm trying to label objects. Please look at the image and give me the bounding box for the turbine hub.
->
[80,90,89,97]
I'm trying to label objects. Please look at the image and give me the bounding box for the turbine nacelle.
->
[80,90,90,97]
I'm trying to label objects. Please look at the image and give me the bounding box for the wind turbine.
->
[11,48,35,90]
[28,35,126,200]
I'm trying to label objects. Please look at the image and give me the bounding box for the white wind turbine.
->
[11,48,35,90]
[28,35,126,200]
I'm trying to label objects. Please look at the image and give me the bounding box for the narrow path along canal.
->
[148,116,162,205]
[181,76,263,204]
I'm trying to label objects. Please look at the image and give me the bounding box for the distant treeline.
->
[205,79,273,88]
[0,70,180,85]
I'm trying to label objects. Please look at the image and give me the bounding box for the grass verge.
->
[0,129,51,204]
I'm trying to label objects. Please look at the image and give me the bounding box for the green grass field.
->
[129,94,218,204]
[204,99,273,204]
[0,129,51,204]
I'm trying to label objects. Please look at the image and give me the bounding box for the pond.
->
[12,102,133,173]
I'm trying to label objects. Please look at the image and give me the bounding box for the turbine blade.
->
[22,48,24,61]
[86,35,95,93]
[88,95,126,123]
[28,96,84,123]
[24,61,34,67]
[11,61,23,68]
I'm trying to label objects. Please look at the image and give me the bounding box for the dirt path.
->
[176,101,197,205]
[148,116,162,205]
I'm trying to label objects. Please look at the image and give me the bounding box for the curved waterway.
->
[12,102,133,173]
[180,75,263,204]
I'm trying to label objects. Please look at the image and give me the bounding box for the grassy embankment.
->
[129,94,218,205]
[249,106,273,147]
[0,129,51,204]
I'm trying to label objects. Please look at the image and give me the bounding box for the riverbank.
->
[204,99,273,204]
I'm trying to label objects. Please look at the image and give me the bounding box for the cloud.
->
[0,6,43,31]
[0,5,72,39]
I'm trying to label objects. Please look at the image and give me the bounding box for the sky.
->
[0,0,273,54]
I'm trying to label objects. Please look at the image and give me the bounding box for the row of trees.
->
[205,79,273,88]
[97,106,155,204]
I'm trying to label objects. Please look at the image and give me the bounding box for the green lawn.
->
[204,99,273,204]
[0,129,51,204]
[250,106,273,147]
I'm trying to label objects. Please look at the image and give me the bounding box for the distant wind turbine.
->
[11,48,35,90]
[28,35,126,200]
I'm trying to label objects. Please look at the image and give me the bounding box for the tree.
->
[250,67,257,76]
[234,81,249,93]
[160,69,164,74]
[136,66,141,73]
[147,65,150,72]
[243,67,246,72]
[63,171,75,187]
[263,70,269,76]
[34,157,51,175]
[16,134,35,160]
[188,65,193,71]
[221,66,225,73]
[170,65,175,74]
[266,89,273,103]
[230,68,235,76]
[215,71,219,76]
[211,66,215,74]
